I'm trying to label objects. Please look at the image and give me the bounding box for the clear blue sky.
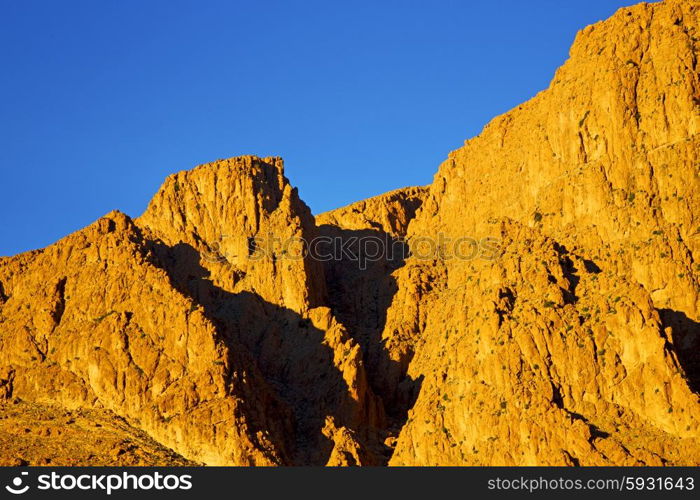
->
[0,0,641,256]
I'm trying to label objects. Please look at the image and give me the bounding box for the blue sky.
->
[0,0,641,256]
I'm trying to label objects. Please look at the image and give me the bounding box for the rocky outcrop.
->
[316,187,428,239]
[138,156,326,314]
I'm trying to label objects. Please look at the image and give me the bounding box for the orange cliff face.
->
[0,157,386,466]
[384,0,700,465]
[0,0,699,466]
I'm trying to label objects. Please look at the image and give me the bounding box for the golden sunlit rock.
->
[0,0,698,465]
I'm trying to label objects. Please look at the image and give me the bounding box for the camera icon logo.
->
[5,471,29,495]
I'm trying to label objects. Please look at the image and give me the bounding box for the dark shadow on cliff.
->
[316,224,423,459]
[659,308,700,394]
[149,240,360,465]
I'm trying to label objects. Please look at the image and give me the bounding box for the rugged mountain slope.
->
[0,211,293,465]
[0,0,698,466]
[383,0,700,464]
[0,400,195,466]
[137,156,386,464]
[411,0,700,320]
[0,157,384,465]
[389,221,699,465]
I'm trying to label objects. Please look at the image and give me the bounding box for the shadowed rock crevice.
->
[150,240,372,465]
[50,277,67,329]
[553,244,581,304]
[314,187,429,461]
[316,226,414,411]
[660,308,700,394]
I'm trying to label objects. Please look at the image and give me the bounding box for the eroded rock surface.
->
[1,0,699,466]
[385,0,700,465]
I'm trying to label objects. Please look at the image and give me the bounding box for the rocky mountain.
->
[0,0,698,465]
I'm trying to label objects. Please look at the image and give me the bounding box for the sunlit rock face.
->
[0,0,698,466]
